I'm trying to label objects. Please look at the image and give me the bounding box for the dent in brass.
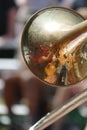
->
[21,7,87,87]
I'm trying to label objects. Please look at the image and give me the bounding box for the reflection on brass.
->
[21,7,87,87]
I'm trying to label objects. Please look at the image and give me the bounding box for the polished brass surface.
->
[21,7,87,87]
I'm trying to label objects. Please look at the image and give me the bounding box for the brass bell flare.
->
[21,7,87,87]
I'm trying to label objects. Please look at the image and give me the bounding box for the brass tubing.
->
[62,32,87,57]
[29,88,87,130]
[58,20,87,56]
[69,19,87,34]
[59,19,87,42]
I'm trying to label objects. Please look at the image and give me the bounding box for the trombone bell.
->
[21,7,87,87]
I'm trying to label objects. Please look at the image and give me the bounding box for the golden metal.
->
[21,7,87,130]
[21,7,87,87]
[29,88,87,130]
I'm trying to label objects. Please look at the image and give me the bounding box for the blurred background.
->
[0,0,87,130]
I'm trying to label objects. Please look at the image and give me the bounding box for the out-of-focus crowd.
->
[0,0,87,130]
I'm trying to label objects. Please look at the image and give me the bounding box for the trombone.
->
[21,7,87,130]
